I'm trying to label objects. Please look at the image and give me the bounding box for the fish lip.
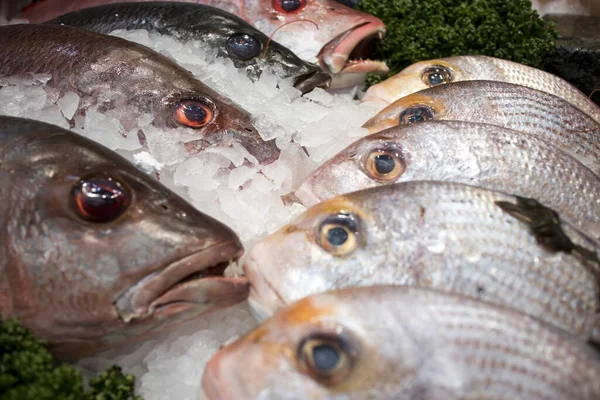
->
[317,21,388,75]
[243,254,286,320]
[293,69,332,94]
[115,242,245,322]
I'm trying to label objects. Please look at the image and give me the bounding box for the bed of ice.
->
[0,28,385,399]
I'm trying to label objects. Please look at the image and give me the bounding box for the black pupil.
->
[76,178,127,221]
[183,103,207,123]
[374,154,395,174]
[428,71,445,85]
[326,227,348,246]
[403,107,433,125]
[312,344,340,371]
[227,34,260,60]
[280,0,302,12]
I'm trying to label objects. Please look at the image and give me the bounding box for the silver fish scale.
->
[436,81,600,168]
[381,122,600,234]
[379,287,600,399]
[350,181,600,340]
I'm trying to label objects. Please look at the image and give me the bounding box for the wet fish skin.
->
[0,23,279,165]
[362,55,600,124]
[244,181,600,341]
[295,121,600,236]
[48,2,331,93]
[203,285,600,400]
[0,116,248,360]
[16,0,388,87]
[363,80,600,174]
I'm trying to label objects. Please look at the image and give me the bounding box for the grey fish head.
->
[0,116,248,360]
[48,2,331,93]
[0,24,279,165]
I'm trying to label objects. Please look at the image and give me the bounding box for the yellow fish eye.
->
[399,105,435,125]
[363,144,406,181]
[298,334,354,385]
[422,65,452,86]
[317,213,360,256]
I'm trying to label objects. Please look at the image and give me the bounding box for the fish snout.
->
[293,68,332,94]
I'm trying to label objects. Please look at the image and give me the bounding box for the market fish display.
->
[295,121,600,236]
[0,24,279,165]
[362,55,600,124]
[203,286,600,400]
[48,2,331,94]
[363,81,600,174]
[0,116,248,360]
[16,0,389,88]
[244,181,600,340]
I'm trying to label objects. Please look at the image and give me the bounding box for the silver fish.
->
[245,181,600,341]
[295,121,600,237]
[203,285,600,400]
[362,55,600,124]
[363,80,600,174]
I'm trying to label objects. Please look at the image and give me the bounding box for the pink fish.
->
[17,0,389,87]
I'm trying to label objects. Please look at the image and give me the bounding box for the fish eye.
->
[173,100,214,128]
[299,335,353,385]
[317,213,359,256]
[71,174,131,222]
[364,145,406,181]
[399,106,434,125]
[273,0,307,13]
[226,33,261,60]
[422,65,452,87]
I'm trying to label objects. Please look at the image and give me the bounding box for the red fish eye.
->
[72,175,131,222]
[273,0,307,13]
[174,100,214,128]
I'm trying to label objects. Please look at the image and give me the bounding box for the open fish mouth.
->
[115,242,248,322]
[317,22,389,76]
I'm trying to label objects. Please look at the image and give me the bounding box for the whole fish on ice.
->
[0,24,279,165]
[362,55,600,124]
[16,0,389,88]
[0,116,248,360]
[203,286,600,400]
[295,121,600,236]
[363,81,600,174]
[48,2,331,94]
[245,181,600,341]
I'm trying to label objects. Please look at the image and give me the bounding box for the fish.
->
[16,0,389,88]
[0,23,279,165]
[203,285,600,400]
[362,80,600,174]
[362,55,600,124]
[0,116,248,360]
[244,181,600,341]
[294,121,600,237]
[47,2,331,94]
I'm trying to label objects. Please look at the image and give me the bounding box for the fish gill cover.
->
[0,319,142,400]
[357,0,558,86]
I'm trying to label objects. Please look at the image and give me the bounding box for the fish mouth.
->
[317,22,389,76]
[293,69,332,94]
[243,254,286,321]
[115,242,248,322]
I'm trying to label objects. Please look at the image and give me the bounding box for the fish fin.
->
[495,196,600,264]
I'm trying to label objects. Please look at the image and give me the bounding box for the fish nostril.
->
[244,127,254,133]
[160,204,169,211]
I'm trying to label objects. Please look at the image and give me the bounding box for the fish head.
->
[181,10,331,93]
[243,0,388,86]
[82,42,279,165]
[244,194,388,318]
[363,58,465,104]
[362,91,449,134]
[1,118,247,359]
[295,129,414,207]
[203,288,420,399]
